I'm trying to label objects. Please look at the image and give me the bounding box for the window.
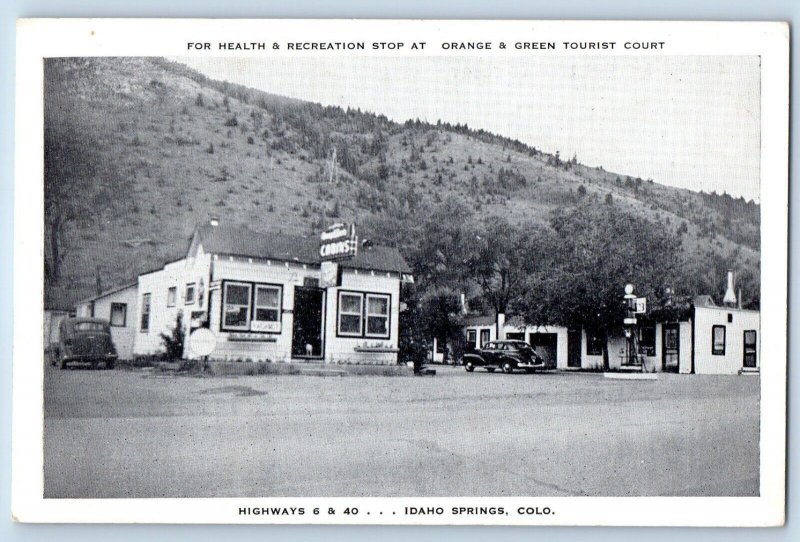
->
[140,293,151,332]
[586,329,604,356]
[712,325,726,355]
[222,282,252,331]
[251,285,282,332]
[365,293,390,338]
[480,329,490,347]
[638,325,656,356]
[185,283,196,305]
[338,292,363,336]
[110,303,127,327]
[75,322,105,331]
[167,286,177,307]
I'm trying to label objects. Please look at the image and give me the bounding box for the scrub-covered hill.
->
[44,57,760,309]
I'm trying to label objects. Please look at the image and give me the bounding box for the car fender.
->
[499,355,521,367]
[462,353,485,365]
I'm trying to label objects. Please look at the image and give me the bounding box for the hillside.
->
[43,57,761,310]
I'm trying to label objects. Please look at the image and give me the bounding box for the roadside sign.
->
[635,297,647,314]
[320,261,341,287]
[189,328,217,357]
[320,223,357,261]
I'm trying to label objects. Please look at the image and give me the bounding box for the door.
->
[529,333,558,369]
[479,329,490,348]
[466,330,477,352]
[662,324,680,372]
[743,330,757,368]
[567,329,581,367]
[291,287,325,359]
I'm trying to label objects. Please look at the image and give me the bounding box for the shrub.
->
[160,312,185,361]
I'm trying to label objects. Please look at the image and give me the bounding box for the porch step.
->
[297,367,348,377]
[603,372,658,380]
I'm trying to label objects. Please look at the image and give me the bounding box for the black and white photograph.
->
[12,19,788,526]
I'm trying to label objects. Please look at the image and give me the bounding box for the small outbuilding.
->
[75,281,139,360]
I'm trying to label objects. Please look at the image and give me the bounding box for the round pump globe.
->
[624,283,635,295]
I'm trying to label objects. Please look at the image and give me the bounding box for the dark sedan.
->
[462,340,545,374]
[51,317,118,369]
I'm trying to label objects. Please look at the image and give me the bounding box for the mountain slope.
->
[43,57,761,309]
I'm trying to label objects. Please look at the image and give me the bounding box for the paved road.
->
[43,365,760,498]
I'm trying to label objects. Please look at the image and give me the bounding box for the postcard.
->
[12,19,788,525]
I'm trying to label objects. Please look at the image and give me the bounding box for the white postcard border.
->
[12,19,788,526]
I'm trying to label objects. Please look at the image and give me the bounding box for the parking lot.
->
[43,364,760,498]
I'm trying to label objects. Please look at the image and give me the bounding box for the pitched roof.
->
[693,295,717,308]
[76,281,138,305]
[194,223,412,274]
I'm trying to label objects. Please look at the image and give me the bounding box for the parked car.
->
[51,317,118,369]
[462,340,545,374]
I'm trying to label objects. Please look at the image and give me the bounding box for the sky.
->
[177,56,761,201]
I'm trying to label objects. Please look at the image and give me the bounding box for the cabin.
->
[92,220,411,364]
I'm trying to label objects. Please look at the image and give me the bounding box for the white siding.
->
[187,257,401,364]
[325,268,401,365]
[693,306,760,374]
[206,258,312,362]
[94,286,138,360]
[134,254,212,357]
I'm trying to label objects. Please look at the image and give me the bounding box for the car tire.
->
[465,361,475,372]
[524,368,535,374]
[502,362,514,374]
[60,359,67,370]
[107,360,115,370]
[486,368,496,373]
[91,361,98,370]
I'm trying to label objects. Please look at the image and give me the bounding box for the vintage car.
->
[462,340,545,374]
[51,317,118,369]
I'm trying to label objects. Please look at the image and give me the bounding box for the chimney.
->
[209,217,220,227]
[496,313,506,340]
[460,293,468,314]
[723,271,737,306]
[738,288,742,310]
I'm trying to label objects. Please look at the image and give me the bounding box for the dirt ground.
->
[43,364,760,498]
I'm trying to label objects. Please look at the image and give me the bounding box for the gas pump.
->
[623,283,643,370]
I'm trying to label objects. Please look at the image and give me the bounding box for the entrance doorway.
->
[291,287,325,359]
[743,330,757,368]
[567,329,582,368]
[529,333,558,369]
[662,324,680,372]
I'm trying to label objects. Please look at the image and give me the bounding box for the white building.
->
[463,295,758,375]
[692,295,760,374]
[75,282,139,360]
[96,221,412,364]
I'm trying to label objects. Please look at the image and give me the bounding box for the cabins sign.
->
[320,223,357,261]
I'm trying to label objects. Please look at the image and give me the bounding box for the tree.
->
[44,65,111,282]
[521,204,685,369]
[419,286,465,365]
[465,218,551,319]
